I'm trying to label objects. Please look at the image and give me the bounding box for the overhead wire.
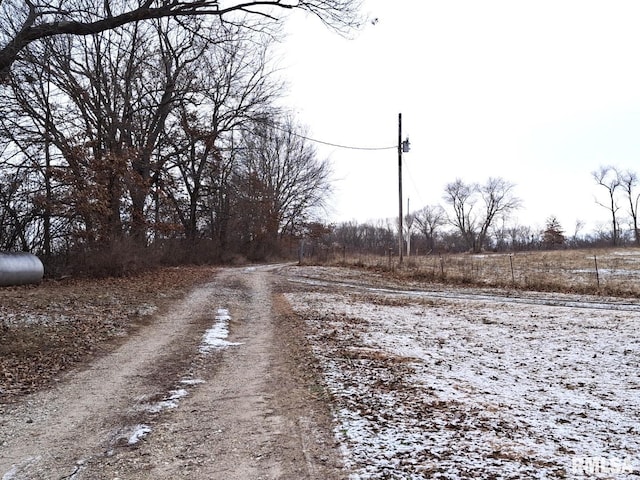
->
[265,120,397,151]
[403,157,426,210]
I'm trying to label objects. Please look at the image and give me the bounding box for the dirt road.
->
[0,265,343,479]
[4,263,640,479]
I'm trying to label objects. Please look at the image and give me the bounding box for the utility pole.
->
[406,197,410,258]
[398,113,403,264]
[397,113,410,265]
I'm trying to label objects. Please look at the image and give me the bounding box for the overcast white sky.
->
[277,0,640,235]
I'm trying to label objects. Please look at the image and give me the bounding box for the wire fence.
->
[307,246,640,297]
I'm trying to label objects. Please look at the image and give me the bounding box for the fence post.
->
[594,254,600,288]
[509,254,515,284]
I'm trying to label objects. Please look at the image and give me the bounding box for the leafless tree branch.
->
[0,0,361,80]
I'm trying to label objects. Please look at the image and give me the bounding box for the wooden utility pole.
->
[398,113,403,264]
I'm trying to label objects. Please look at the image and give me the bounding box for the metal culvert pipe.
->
[0,252,45,286]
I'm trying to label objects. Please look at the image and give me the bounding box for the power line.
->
[266,121,396,151]
[296,134,396,151]
[404,158,426,209]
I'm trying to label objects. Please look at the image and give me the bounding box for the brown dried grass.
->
[330,247,640,297]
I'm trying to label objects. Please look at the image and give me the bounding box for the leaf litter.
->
[0,266,217,402]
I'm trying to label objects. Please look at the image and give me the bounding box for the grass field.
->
[324,247,640,297]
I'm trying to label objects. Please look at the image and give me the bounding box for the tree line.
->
[2,3,638,274]
[0,1,358,275]
[307,168,640,260]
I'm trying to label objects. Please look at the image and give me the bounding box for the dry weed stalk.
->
[330,248,640,297]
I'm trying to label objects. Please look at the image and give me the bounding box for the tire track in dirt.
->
[285,266,640,313]
[90,265,343,479]
[1,266,343,479]
[0,282,218,479]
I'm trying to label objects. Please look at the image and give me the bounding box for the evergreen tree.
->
[543,216,565,248]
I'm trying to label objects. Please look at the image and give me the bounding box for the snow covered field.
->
[285,267,640,479]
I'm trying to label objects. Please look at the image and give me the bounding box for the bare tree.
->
[0,41,66,254]
[0,1,361,267]
[570,219,585,247]
[162,24,280,248]
[332,221,362,251]
[490,217,511,251]
[507,224,535,250]
[592,165,621,246]
[478,177,521,249]
[0,169,33,251]
[443,179,475,251]
[234,116,332,258]
[443,177,521,253]
[0,0,362,81]
[330,220,395,254]
[619,169,640,245]
[0,15,220,251]
[413,204,446,253]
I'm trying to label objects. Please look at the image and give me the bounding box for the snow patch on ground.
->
[199,308,243,353]
[1,312,73,327]
[122,307,240,448]
[0,457,42,480]
[287,284,640,479]
[180,378,205,386]
[127,424,152,445]
[145,388,188,414]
